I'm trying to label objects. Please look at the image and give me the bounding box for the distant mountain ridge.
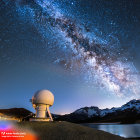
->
[55,99,140,123]
[74,99,140,117]
[0,108,33,120]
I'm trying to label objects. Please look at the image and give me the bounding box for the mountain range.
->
[55,99,140,123]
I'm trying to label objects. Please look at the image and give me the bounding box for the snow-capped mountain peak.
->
[74,106,100,117]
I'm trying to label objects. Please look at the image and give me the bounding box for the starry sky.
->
[0,0,140,114]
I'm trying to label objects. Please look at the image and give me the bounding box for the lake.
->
[81,123,140,138]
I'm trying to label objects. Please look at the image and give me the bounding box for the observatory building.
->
[30,90,54,121]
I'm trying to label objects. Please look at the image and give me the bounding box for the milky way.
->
[3,0,140,98]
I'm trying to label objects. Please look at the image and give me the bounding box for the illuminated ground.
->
[17,121,127,140]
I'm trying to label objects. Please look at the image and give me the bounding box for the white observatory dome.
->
[32,90,54,106]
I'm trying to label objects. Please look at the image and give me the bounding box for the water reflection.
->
[81,123,140,138]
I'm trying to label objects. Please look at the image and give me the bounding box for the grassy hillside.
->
[17,121,127,140]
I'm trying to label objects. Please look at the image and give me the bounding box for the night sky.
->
[0,0,140,114]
